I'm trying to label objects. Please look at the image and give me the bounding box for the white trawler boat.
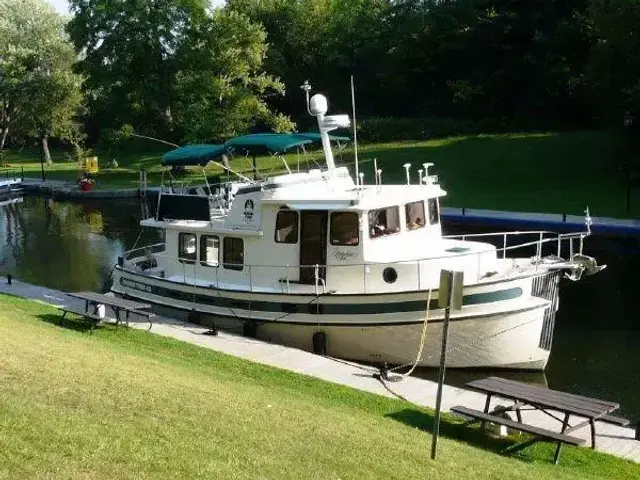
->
[111,82,605,370]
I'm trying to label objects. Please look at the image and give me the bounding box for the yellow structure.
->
[85,156,99,174]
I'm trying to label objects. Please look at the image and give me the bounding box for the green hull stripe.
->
[119,276,523,315]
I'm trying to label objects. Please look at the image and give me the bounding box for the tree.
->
[68,0,291,143]
[585,0,640,124]
[0,0,84,162]
[173,9,293,141]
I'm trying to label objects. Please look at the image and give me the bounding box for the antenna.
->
[373,158,378,186]
[422,162,434,184]
[404,163,411,185]
[351,75,360,184]
[301,80,312,116]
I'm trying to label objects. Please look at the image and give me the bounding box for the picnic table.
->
[60,291,153,330]
[451,376,631,464]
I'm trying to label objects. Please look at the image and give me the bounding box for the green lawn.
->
[1,130,637,218]
[0,294,638,479]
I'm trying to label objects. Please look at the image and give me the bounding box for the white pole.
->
[374,158,378,186]
[351,75,359,182]
[404,163,411,185]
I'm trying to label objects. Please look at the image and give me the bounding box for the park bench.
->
[59,291,155,331]
[58,305,105,331]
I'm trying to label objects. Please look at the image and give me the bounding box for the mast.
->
[301,81,350,177]
[351,75,359,183]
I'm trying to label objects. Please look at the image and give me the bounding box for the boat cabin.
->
[141,164,497,294]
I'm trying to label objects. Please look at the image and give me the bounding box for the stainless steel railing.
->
[119,229,590,295]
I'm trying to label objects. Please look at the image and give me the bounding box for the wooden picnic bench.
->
[451,376,632,464]
[59,291,154,331]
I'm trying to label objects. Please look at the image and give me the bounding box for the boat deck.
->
[1,276,638,463]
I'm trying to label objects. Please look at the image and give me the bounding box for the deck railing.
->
[119,229,590,295]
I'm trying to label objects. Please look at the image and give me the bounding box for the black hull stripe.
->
[118,275,523,315]
[112,287,546,326]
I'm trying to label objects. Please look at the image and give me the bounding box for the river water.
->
[1,195,638,419]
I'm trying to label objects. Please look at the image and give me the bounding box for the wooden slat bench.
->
[65,292,153,330]
[58,305,105,331]
[451,405,585,464]
[600,414,631,427]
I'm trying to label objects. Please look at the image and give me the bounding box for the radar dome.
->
[309,94,328,115]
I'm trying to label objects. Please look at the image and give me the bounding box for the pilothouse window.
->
[405,201,425,230]
[330,212,359,246]
[275,209,299,244]
[223,237,244,271]
[428,198,440,225]
[200,235,219,266]
[369,206,400,238]
[178,233,197,263]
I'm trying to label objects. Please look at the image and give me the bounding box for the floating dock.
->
[442,207,640,237]
[0,276,638,463]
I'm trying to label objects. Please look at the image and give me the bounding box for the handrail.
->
[123,230,588,269]
[119,228,592,293]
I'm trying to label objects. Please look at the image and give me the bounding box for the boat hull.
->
[112,267,558,370]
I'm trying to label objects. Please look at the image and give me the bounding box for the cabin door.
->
[299,210,328,285]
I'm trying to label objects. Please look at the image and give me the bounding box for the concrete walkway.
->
[0,276,638,463]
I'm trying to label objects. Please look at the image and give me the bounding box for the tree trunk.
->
[0,126,8,150]
[42,136,52,165]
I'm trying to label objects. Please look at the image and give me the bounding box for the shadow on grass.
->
[386,408,539,462]
[37,312,103,334]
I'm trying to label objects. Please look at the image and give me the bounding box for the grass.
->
[0,294,638,479]
[1,130,637,217]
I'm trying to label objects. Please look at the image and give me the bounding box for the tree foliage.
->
[4,0,634,150]
[0,0,84,154]
[173,9,293,142]
[68,0,292,144]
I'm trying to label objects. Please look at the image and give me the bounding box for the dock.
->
[0,276,638,463]
[442,207,640,237]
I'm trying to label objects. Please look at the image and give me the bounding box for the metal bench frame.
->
[451,405,584,464]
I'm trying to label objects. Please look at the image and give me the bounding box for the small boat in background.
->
[0,174,23,200]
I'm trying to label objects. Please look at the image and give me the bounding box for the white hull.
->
[250,306,550,369]
[112,268,559,370]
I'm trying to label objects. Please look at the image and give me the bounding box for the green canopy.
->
[225,133,313,155]
[162,144,226,166]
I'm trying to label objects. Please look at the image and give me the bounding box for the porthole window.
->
[383,267,398,284]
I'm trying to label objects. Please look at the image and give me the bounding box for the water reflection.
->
[0,196,157,292]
